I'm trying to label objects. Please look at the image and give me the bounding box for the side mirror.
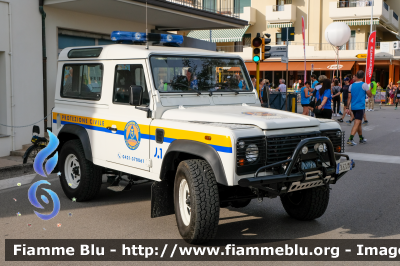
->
[32,125,40,135]
[129,85,143,106]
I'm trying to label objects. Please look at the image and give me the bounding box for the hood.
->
[161,105,320,130]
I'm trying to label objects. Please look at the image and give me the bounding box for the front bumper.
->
[238,137,354,194]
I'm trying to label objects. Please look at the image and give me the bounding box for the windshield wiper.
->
[165,83,201,95]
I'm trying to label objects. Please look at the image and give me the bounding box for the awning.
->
[334,19,380,26]
[187,25,250,43]
[267,22,293,28]
[244,61,355,71]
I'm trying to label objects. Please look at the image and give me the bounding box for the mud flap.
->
[151,180,175,218]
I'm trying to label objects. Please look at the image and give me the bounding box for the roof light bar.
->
[110,31,183,44]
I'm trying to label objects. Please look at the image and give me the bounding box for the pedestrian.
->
[314,75,327,92]
[310,74,318,89]
[386,82,393,105]
[259,79,266,104]
[347,70,372,146]
[332,80,341,116]
[395,81,400,110]
[261,79,270,107]
[276,79,287,93]
[338,77,351,123]
[301,81,312,115]
[389,86,395,105]
[367,78,377,111]
[293,79,302,91]
[250,75,256,90]
[314,79,333,119]
[350,74,356,85]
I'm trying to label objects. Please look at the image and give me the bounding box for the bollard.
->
[292,97,296,113]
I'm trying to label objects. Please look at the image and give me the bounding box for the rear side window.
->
[61,64,103,100]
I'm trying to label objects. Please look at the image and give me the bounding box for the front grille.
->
[266,132,321,165]
[236,136,266,175]
[321,130,345,153]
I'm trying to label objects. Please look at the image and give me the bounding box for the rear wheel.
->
[280,187,329,221]
[59,139,102,201]
[174,159,220,244]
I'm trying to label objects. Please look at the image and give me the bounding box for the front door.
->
[106,60,152,171]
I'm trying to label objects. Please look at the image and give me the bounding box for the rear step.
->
[106,174,150,192]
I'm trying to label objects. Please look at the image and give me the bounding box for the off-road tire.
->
[59,139,102,201]
[280,187,329,221]
[174,159,220,244]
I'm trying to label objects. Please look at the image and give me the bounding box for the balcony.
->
[166,0,240,18]
[239,6,256,25]
[265,4,296,24]
[330,0,390,23]
[388,10,399,31]
[43,0,247,31]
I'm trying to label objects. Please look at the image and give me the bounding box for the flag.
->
[302,16,306,83]
[366,31,376,84]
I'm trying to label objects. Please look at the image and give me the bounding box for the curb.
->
[0,163,35,181]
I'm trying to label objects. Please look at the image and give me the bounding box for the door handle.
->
[107,125,118,133]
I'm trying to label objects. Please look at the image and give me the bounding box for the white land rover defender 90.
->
[52,32,354,244]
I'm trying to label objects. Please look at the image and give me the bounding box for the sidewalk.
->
[0,155,34,180]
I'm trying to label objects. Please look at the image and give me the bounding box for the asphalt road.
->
[1,107,399,266]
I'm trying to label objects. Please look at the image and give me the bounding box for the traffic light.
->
[262,33,272,60]
[252,34,262,63]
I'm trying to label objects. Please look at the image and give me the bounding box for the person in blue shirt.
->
[346,70,372,146]
[300,81,312,115]
[314,79,332,119]
[190,75,198,90]
[311,74,318,89]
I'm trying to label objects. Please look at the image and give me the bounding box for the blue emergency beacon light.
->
[111,31,184,45]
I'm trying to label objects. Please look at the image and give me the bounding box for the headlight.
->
[301,146,308,154]
[245,144,259,162]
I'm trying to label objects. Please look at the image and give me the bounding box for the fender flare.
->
[58,124,93,161]
[160,139,228,185]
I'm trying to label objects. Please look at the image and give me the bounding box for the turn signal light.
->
[205,136,211,140]
[335,146,341,153]
[239,159,245,166]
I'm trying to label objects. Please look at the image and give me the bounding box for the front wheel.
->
[59,139,102,201]
[280,187,330,221]
[23,145,44,164]
[174,159,220,244]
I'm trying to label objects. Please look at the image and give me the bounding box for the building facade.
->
[0,0,247,157]
[187,0,400,88]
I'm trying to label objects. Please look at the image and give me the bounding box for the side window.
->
[113,64,149,106]
[61,64,103,100]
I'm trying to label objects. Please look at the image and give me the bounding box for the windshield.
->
[150,56,253,93]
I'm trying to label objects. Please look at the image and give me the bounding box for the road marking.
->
[0,174,36,190]
[346,152,400,165]
[363,125,378,131]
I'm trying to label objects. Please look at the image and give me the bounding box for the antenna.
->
[146,0,149,49]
